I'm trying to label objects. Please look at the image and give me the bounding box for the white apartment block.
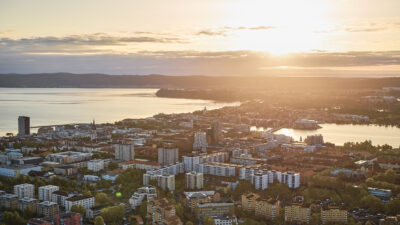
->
[65,195,95,211]
[14,183,34,198]
[38,185,59,201]
[193,132,208,150]
[213,216,238,225]
[146,162,184,176]
[51,191,70,208]
[158,148,179,166]
[282,172,300,189]
[87,159,105,172]
[183,156,201,172]
[185,171,204,189]
[194,163,235,177]
[183,152,229,172]
[239,168,300,189]
[129,186,157,209]
[114,143,135,161]
[250,173,268,190]
[143,173,175,192]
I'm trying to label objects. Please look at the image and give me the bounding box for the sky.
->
[1,0,400,76]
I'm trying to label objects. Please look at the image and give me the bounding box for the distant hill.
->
[1,73,400,89]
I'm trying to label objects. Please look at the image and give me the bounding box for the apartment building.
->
[65,195,95,211]
[194,162,236,177]
[0,193,18,209]
[241,193,260,212]
[54,212,82,225]
[87,159,104,172]
[250,173,268,190]
[284,201,310,224]
[52,191,71,208]
[14,183,35,198]
[147,198,182,225]
[114,143,135,161]
[255,197,280,220]
[37,201,59,218]
[183,191,220,211]
[195,202,234,219]
[185,171,204,189]
[158,148,179,166]
[38,185,59,201]
[143,173,175,192]
[129,186,157,209]
[18,197,38,213]
[121,159,161,171]
[183,152,229,172]
[193,132,208,150]
[321,205,348,224]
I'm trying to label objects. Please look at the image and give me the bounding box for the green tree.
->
[138,201,147,218]
[360,195,385,214]
[71,205,86,216]
[203,216,216,225]
[101,204,125,224]
[95,192,111,205]
[108,162,119,170]
[2,211,26,225]
[23,206,37,218]
[185,221,194,225]
[94,216,105,225]
[386,199,400,215]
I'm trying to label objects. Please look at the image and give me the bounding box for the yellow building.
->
[241,193,260,212]
[147,197,182,225]
[285,202,310,224]
[321,205,347,224]
[255,197,280,219]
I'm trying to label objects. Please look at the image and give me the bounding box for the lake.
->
[274,124,400,147]
[0,88,239,136]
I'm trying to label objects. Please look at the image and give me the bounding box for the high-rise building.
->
[18,197,38,213]
[37,201,59,219]
[114,143,135,161]
[193,132,208,150]
[250,173,268,190]
[158,174,175,192]
[0,193,18,209]
[18,116,30,136]
[14,183,35,198]
[158,148,179,166]
[38,185,59,201]
[282,172,300,189]
[211,121,222,144]
[185,171,204,189]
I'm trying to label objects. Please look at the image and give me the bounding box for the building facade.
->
[185,171,204,189]
[158,148,179,166]
[39,185,59,201]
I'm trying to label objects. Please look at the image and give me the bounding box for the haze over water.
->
[0,88,238,136]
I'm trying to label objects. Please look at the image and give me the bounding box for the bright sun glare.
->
[226,0,330,55]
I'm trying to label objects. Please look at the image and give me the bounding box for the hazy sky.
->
[1,0,400,76]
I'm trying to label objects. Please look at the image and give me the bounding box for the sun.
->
[224,0,331,55]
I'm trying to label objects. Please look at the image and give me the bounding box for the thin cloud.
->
[196,25,275,36]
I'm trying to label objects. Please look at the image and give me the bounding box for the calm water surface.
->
[274,124,400,147]
[0,88,239,136]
